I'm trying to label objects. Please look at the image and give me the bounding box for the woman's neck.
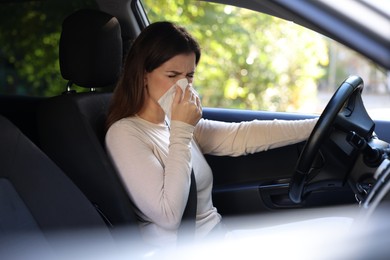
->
[137,100,165,125]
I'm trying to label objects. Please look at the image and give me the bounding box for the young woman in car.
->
[105,21,317,247]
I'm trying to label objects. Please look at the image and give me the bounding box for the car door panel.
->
[206,145,300,215]
[203,107,358,215]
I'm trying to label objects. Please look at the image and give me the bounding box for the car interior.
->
[36,8,139,229]
[0,114,116,256]
[1,0,390,257]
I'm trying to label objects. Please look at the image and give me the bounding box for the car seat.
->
[37,9,138,229]
[37,9,197,242]
[0,114,113,253]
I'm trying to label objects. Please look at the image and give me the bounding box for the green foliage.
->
[143,0,328,112]
[0,0,328,112]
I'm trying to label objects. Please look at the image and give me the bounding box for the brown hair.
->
[106,21,201,129]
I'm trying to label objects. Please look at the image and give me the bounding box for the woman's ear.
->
[143,71,148,88]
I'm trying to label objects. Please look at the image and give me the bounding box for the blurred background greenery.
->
[0,0,96,96]
[143,0,328,112]
[142,0,388,113]
[0,0,387,114]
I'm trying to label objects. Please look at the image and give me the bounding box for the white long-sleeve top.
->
[105,116,317,246]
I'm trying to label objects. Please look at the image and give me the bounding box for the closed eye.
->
[167,71,181,78]
[167,71,195,78]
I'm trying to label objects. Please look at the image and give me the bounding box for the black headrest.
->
[60,9,122,89]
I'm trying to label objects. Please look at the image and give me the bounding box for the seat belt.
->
[178,169,197,243]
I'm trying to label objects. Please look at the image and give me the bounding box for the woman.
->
[105,21,317,246]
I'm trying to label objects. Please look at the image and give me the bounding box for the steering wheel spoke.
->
[289,75,371,204]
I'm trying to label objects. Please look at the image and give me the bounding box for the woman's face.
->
[144,53,196,102]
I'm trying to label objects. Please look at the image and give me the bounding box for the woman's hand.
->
[171,85,202,126]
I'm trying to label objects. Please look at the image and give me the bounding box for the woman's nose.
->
[186,77,193,84]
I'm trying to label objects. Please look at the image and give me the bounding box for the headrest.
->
[60,9,122,89]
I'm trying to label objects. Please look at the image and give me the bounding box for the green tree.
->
[143,0,328,112]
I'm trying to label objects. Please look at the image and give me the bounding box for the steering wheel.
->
[289,75,365,203]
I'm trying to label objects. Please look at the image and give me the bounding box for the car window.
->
[0,0,98,97]
[142,0,390,119]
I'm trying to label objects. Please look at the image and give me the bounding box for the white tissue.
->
[158,78,192,124]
